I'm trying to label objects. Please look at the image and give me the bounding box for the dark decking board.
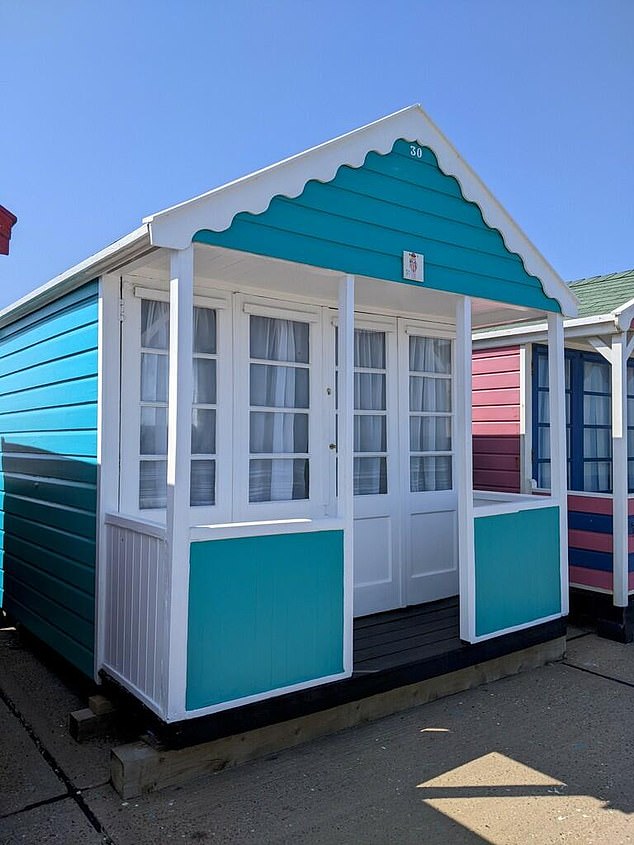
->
[108,598,566,750]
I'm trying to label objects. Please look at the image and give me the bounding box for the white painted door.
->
[349,318,402,617]
[398,320,459,606]
[348,316,458,617]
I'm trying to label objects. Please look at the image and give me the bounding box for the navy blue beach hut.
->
[0,106,576,724]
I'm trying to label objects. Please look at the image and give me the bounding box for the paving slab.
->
[0,697,65,817]
[565,633,634,685]
[0,627,115,790]
[85,661,634,844]
[0,796,105,844]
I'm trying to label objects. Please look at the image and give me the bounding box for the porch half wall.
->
[186,530,345,712]
[474,505,561,636]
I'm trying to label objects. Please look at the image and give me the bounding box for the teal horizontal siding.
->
[187,531,344,710]
[0,281,98,677]
[475,506,562,636]
[194,140,560,313]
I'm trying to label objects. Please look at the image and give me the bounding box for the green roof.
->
[569,268,634,318]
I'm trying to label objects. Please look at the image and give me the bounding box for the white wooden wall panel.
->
[103,521,168,713]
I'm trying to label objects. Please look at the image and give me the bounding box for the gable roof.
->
[145,104,576,316]
[0,105,577,329]
[570,268,634,318]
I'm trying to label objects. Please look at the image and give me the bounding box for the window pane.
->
[409,376,451,412]
[190,459,215,506]
[629,460,634,493]
[141,300,169,349]
[141,353,168,402]
[354,373,386,410]
[410,456,452,492]
[628,428,634,459]
[354,456,387,495]
[537,426,551,459]
[538,461,551,489]
[584,394,610,426]
[584,461,611,493]
[584,427,611,459]
[628,367,634,398]
[250,316,309,363]
[139,460,167,509]
[538,391,550,424]
[249,458,308,501]
[410,416,451,452]
[354,415,386,452]
[193,307,216,354]
[191,408,216,455]
[250,364,309,408]
[250,412,308,453]
[140,407,168,455]
[354,329,385,369]
[409,336,451,374]
[193,358,216,405]
[584,360,610,392]
[537,354,549,388]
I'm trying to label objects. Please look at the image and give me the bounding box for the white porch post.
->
[611,332,629,608]
[456,296,475,642]
[165,245,194,720]
[338,274,355,673]
[547,313,569,615]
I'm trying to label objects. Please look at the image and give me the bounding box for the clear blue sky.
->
[1,1,632,309]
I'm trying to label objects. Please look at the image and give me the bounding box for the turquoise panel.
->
[475,506,562,636]
[0,282,99,675]
[194,140,560,313]
[187,530,344,710]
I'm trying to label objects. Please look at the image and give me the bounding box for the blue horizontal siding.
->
[568,511,613,534]
[0,281,99,676]
[194,140,560,313]
[569,547,613,572]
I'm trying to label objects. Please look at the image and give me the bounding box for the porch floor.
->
[145,597,564,749]
[353,596,460,674]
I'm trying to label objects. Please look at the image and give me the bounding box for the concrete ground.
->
[1,620,633,845]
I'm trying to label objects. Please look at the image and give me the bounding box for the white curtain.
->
[249,316,309,502]
[139,300,169,509]
[353,330,387,496]
[583,360,611,492]
[408,336,452,492]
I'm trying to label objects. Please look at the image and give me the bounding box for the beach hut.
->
[0,106,576,725]
[474,269,634,641]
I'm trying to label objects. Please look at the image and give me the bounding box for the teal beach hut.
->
[0,106,577,725]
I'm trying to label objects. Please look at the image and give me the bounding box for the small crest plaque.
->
[403,251,424,282]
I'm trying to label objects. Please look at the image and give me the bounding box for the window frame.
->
[532,343,616,494]
[119,282,232,524]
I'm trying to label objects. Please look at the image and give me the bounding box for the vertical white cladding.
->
[103,518,168,712]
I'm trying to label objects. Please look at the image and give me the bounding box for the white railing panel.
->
[103,517,168,713]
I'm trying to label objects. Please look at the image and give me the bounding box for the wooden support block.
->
[88,694,116,716]
[110,637,566,799]
[69,708,103,742]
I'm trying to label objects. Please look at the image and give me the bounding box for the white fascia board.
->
[612,296,634,331]
[144,104,577,317]
[0,225,152,330]
[473,312,618,348]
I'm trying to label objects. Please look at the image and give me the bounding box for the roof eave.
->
[0,225,152,330]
